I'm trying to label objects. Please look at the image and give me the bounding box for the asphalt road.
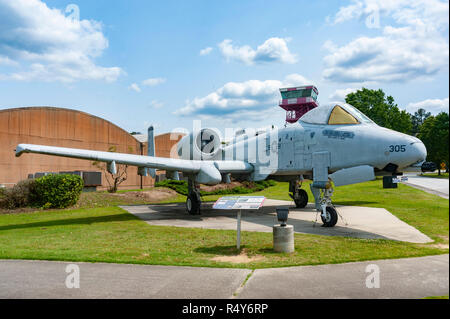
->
[1,254,447,299]
[404,175,449,199]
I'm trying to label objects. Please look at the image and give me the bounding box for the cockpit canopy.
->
[299,102,374,125]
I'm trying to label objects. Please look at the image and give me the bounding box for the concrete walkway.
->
[0,259,250,299]
[403,175,449,199]
[239,254,449,299]
[121,199,432,243]
[0,255,448,299]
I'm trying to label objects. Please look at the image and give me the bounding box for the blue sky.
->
[0,0,448,135]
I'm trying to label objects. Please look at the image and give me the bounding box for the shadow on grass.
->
[0,213,137,232]
[195,245,288,256]
[333,200,378,206]
[194,245,244,256]
[256,248,284,255]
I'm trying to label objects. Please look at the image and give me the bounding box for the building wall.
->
[0,107,183,189]
[145,132,183,158]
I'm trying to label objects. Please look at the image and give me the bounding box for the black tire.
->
[186,193,201,215]
[321,206,338,227]
[294,189,308,208]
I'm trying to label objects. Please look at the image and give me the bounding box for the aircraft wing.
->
[15,144,253,185]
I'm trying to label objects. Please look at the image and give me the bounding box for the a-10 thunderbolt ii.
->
[15,85,433,227]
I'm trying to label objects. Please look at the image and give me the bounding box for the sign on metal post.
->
[237,210,241,249]
[392,176,408,183]
[213,196,265,249]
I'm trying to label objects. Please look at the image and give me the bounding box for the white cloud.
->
[406,97,449,114]
[323,0,449,84]
[332,1,364,24]
[0,56,18,66]
[128,77,166,92]
[142,77,166,86]
[129,83,141,92]
[218,37,298,65]
[176,73,311,121]
[329,88,359,100]
[199,47,213,56]
[150,100,164,109]
[332,0,449,29]
[0,0,122,83]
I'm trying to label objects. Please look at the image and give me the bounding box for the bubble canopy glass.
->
[299,103,375,125]
[328,105,359,125]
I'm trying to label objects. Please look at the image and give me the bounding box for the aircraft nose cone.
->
[413,141,427,162]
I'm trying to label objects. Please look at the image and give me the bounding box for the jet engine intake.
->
[177,128,222,160]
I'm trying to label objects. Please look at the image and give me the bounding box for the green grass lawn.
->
[0,178,448,268]
[420,172,449,179]
[74,188,185,208]
[0,205,445,269]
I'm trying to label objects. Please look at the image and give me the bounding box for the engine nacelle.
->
[177,128,222,160]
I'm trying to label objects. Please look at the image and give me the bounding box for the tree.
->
[418,112,449,175]
[92,146,130,192]
[345,88,412,134]
[411,108,431,136]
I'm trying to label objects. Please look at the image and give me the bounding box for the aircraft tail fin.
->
[147,125,156,178]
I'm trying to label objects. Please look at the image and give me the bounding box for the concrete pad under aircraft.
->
[121,199,432,244]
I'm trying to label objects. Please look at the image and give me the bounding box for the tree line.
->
[345,88,449,174]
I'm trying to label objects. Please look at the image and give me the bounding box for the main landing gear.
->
[186,179,201,215]
[289,179,308,208]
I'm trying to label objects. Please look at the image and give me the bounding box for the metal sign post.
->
[237,209,242,249]
[213,196,265,250]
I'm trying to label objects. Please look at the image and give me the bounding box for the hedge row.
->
[154,179,276,196]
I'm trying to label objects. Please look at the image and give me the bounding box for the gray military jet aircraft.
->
[15,102,431,227]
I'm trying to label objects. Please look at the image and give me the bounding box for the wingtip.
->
[15,144,26,157]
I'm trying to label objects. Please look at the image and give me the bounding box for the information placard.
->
[212,196,266,250]
[393,176,409,183]
[213,196,265,210]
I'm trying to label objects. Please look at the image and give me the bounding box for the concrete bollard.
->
[273,225,295,253]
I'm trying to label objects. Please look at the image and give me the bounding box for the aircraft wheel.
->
[321,206,338,227]
[294,189,308,208]
[186,193,201,215]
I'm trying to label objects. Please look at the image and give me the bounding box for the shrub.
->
[155,179,276,196]
[0,179,36,209]
[31,174,84,209]
[154,180,189,195]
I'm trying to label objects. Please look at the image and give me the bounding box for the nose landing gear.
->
[310,183,338,227]
[321,206,338,227]
[289,178,338,227]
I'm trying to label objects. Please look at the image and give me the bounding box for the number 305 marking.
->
[389,145,406,152]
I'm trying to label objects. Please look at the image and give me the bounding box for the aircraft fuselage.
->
[220,121,426,179]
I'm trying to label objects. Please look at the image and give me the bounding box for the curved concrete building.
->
[0,107,182,189]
